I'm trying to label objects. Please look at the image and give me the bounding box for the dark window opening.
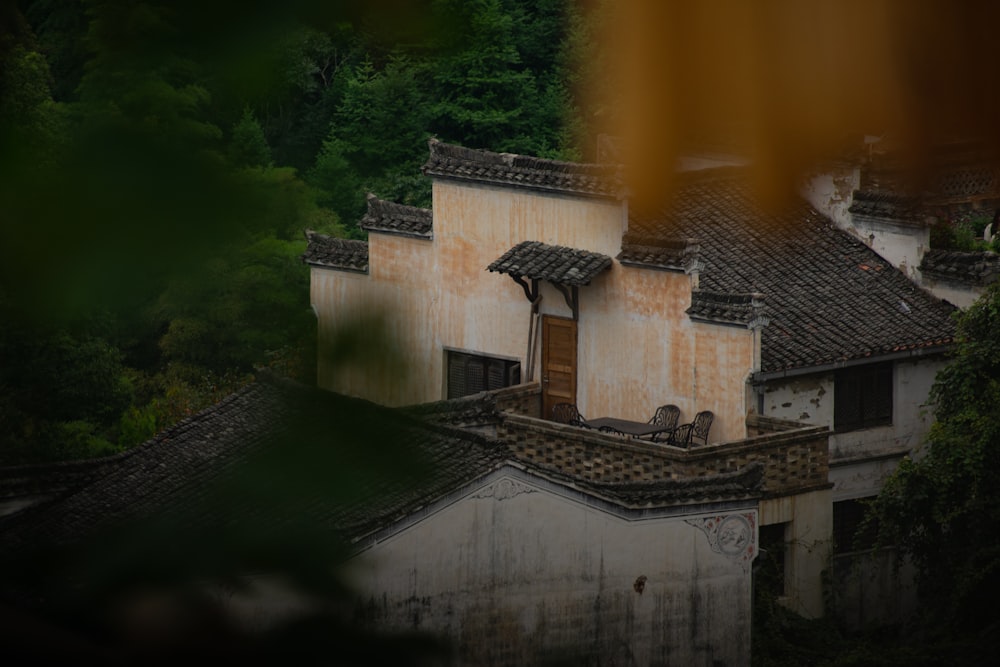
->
[447,351,520,399]
[833,498,879,555]
[756,522,787,598]
[834,363,892,432]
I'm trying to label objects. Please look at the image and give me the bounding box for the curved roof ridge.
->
[422,137,624,199]
[360,193,433,238]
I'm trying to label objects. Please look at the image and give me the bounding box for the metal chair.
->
[552,402,588,428]
[668,410,714,448]
[647,404,681,441]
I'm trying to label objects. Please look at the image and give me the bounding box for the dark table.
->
[586,417,672,440]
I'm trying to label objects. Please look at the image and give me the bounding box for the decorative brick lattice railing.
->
[497,412,829,499]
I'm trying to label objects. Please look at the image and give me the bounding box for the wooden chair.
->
[668,410,714,448]
[647,404,681,441]
[552,403,588,428]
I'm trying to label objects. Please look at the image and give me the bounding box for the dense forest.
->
[0,0,610,465]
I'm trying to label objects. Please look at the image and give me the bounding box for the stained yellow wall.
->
[311,180,756,441]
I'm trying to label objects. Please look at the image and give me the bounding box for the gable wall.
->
[312,179,756,441]
[345,473,756,666]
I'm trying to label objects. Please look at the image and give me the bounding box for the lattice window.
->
[933,166,1000,198]
[446,351,520,399]
[834,363,893,432]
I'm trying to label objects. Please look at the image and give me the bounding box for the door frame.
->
[541,315,578,421]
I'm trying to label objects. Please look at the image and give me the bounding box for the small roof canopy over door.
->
[487,240,613,320]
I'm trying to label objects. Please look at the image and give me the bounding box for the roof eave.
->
[753,342,954,383]
[423,169,624,201]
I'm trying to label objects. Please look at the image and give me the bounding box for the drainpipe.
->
[526,295,542,381]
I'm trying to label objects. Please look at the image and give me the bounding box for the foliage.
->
[0,303,133,464]
[228,106,273,168]
[864,281,1000,655]
[929,211,998,252]
[2,0,588,460]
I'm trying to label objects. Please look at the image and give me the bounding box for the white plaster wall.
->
[763,357,945,498]
[801,168,860,230]
[830,358,942,464]
[345,475,757,666]
[762,373,833,426]
[919,278,982,309]
[845,216,929,281]
[829,457,903,502]
[801,168,930,281]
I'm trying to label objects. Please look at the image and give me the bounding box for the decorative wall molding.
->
[686,512,757,571]
[472,477,538,501]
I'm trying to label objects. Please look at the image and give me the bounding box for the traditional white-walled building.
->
[0,377,779,666]
[305,139,958,628]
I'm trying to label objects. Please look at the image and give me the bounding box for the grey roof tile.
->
[848,189,927,223]
[617,237,697,271]
[488,241,613,286]
[627,169,957,373]
[422,138,624,198]
[919,249,1000,286]
[359,194,433,239]
[688,291,770,328]
[301,231,369,273]
[1,379,764,556]
[0,378,508,553]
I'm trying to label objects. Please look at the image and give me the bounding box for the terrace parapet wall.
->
[492,382,542,418]
[497,412,829,499]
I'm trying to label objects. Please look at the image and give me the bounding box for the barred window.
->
[446,351,520,399]
[834,363,892,432]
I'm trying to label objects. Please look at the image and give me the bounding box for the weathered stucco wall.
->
[762,357,945,500]
[311,179,757,442]
[845,216,929,282]
[801,167,860,231]
[760,488,832,619]
[802,167,930,282]
[918,276,982,309]
[346,472,757,667]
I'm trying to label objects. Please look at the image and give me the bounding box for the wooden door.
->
[541,315,577,421]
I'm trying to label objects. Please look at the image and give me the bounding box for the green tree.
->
[868,281,1000,654]
[309,55,431,227]
[229,106,273,168]
[423,0,547,154]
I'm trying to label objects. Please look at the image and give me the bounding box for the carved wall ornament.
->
[686,512,757,571]
[472,477,538,501]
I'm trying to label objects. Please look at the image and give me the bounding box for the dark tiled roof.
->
[688,291,770,328]
[1,378,766,558]
[627,169,957,374]
[359,194,433,239]
[488,241,613,286]
[848,189,927,224]
[617,237,699,271]
[0,377,508,554]
[920,249,1000,286]
[422,138,624,198]
[301,230,369,273]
